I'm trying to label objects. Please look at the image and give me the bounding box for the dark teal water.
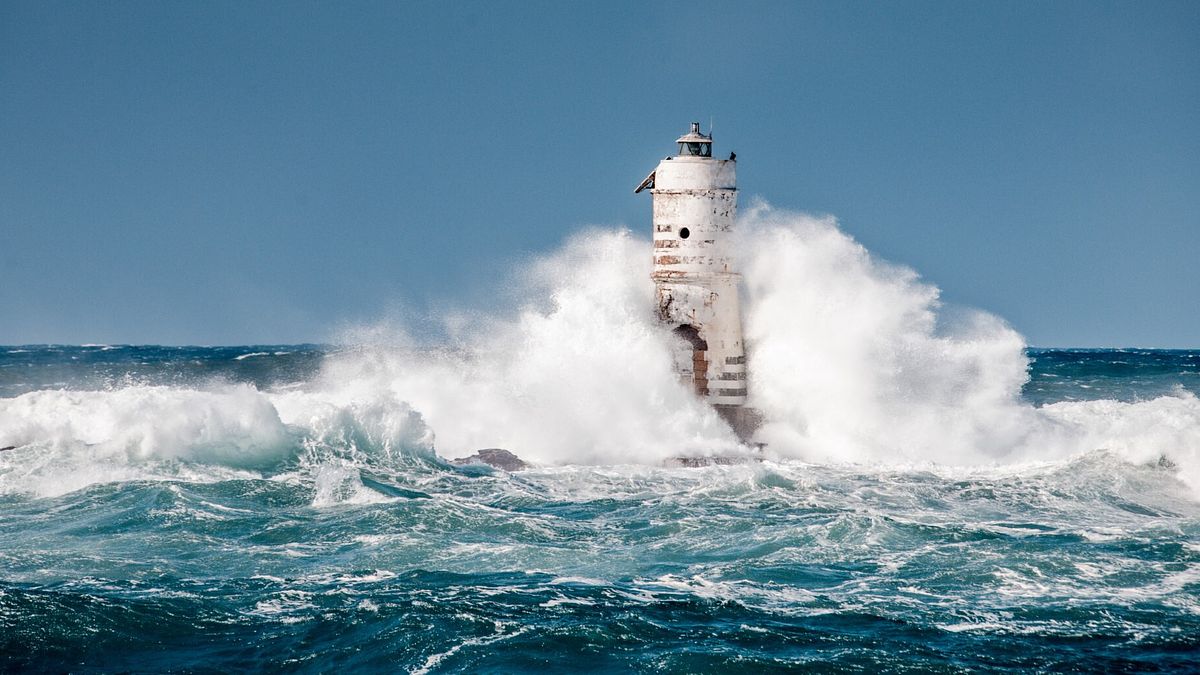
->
[1,346,1198,672]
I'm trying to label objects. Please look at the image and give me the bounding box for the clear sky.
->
[2,1,1197,347]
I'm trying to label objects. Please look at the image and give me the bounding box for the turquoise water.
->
[1,346,1198,672]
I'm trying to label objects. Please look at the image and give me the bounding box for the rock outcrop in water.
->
[664,454,762,468]
[451,448,529,471]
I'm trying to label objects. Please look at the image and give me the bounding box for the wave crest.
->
[2,207,1198,499]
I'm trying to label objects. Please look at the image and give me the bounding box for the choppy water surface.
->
[1,346,1196,672]
[2,215,1198,671]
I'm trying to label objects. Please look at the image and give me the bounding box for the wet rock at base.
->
[451,448,529,472]
[664,455,760,468]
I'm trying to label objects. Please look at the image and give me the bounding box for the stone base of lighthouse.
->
[714,405,764,444]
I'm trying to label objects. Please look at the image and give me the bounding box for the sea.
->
[2,211,1198,672]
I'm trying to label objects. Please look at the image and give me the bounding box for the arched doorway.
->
[673,324,709,397]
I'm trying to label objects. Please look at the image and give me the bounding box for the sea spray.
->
[0,382,439,499]
[314,228,740,466]
[738,203,1036,463]
[0,385,289,497]
[735,203,1200,489]
[300,205,1200,492]
[1,206,1199,495]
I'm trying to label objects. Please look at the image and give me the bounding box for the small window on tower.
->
[679,227,690,239]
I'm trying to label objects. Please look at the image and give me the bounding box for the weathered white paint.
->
[639,123,747,407]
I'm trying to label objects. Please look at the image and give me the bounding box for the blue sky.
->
[2,1,1197,346]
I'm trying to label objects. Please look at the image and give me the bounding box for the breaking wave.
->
[1,205,1198,497]
[735,204,1200,491]
[0,383,436,498]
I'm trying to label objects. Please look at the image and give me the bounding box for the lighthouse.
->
[636,122,757,439]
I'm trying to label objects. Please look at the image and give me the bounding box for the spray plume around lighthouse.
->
[4,202,1200,497]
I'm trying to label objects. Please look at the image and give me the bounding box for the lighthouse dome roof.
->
[675,122,712,144]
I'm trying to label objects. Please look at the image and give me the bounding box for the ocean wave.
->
[0,383,437,498]
[0,385,290,465]
[1,207,1198,502]
[234,352,270,361]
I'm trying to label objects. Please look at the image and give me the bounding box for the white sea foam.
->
[735,205,1200,492]
[0,385,288,465]
[0,382,437,498]
[413,624,531,675]
[234,352,270,360]
[310,461,395,507]
[1,205,1198,499]
[738,203,1035,464]
[0,385,290,496]
[300,205,1200,495]
[315,228,740,466]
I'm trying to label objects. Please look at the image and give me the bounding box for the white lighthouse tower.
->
[637,122,756,437]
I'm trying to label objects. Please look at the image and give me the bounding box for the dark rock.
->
[0,446,14,452]
[664,455,760,468]
[451,448,529,471]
